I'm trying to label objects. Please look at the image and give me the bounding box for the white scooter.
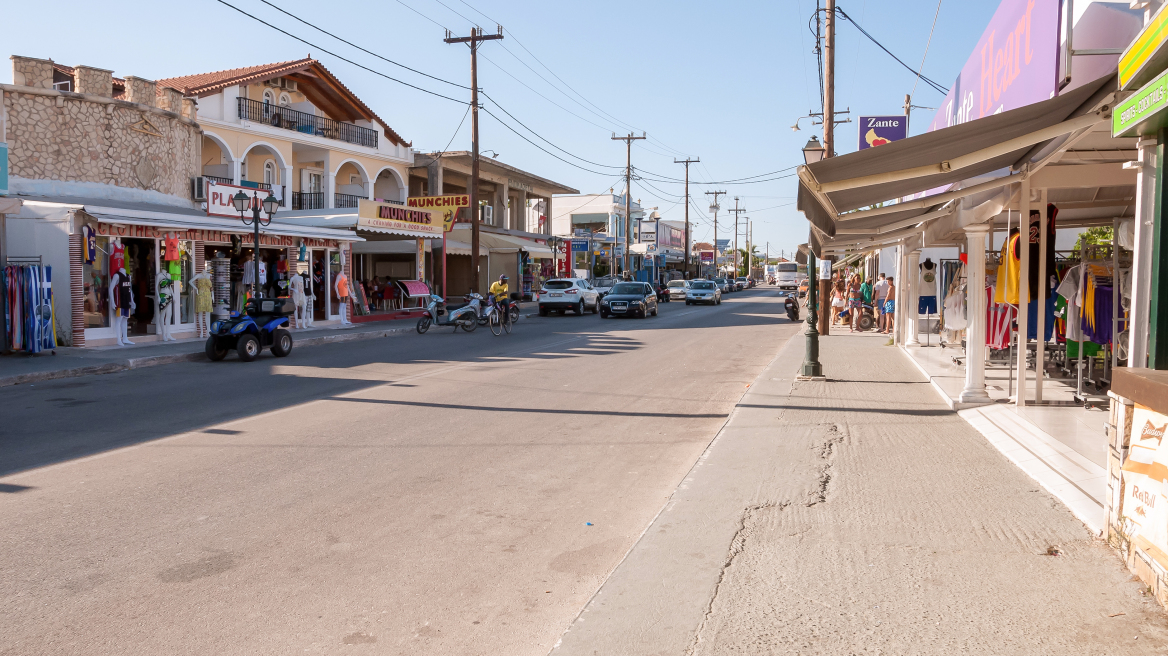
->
[416,293,483,334]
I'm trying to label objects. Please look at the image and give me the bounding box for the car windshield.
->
[593,277,616,287]
[545,281,573,290]
[611,283,644,295]
[737,277,748,282]
[691,282,715,290]
[715,278,726,284]
[667,281,686,288]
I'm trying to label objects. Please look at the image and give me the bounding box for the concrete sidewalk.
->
[551,333,1167,655]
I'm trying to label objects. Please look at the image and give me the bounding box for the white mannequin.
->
[289,271,307,329]
[190,265,213,338]
[156,271,177,342]
[109,266,135,346]
[335,252,352,325]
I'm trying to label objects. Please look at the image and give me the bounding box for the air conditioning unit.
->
[191,176,208,201]
[281,79,297,92]
[481,205,493,223]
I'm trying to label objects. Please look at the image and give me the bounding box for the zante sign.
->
[857,116,908,150]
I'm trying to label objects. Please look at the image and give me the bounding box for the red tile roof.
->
[157,59,407,147]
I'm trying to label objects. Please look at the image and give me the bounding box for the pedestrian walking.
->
[848,275,864,332]
[830,280,846,326]
[881,277,896,333]
[873,273,888,327]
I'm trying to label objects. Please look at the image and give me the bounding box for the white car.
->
[685,279,721,305]
[666,279,689,301]
[538,278,600,315]
[590,276,617,297]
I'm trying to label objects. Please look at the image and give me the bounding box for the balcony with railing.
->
[334,193,362,208]
[293,192,325,210]
[238,97,378,149]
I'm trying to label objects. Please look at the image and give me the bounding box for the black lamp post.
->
[800,135,826,378]
[233,190,280,301]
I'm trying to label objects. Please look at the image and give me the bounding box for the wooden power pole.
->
[445,26,503,294]
[726,198,746,277]
[674,157,699,278]
[705,190,726,278]
[818,0,837,334]
[612,133,645,276]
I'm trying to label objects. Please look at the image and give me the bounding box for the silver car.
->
[666,279,689,301]
[685,280,721,305]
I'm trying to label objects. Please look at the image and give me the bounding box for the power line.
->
[214,0,466,104]
[911,0,943,100]
[481,107,615,175]
[833,6,948,95]
[259,0,468,90]
[481,91,623,169]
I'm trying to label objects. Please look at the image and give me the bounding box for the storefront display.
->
[4,263,57,353]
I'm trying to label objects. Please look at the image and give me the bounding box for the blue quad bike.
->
[205,297,295,362]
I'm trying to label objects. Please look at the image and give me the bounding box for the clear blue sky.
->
[3,0,1001,258]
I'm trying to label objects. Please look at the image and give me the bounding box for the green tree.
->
[735,244,761,277]
[1073,226,1113,252]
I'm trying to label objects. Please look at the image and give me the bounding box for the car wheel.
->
[270,328,293,357]
[538,306,549,317]
[205,337,228,361]
[685,300,692,305]
[236,333,260,362]
[575,300,584,315]
[591,299,599,314]
[652,305,658,316]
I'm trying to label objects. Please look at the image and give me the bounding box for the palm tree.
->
[735,244,761,277]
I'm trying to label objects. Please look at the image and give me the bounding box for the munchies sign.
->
[357,199,442,238]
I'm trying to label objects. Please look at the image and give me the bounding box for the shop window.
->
[329,251,342,316]
[177,241,194,325]
[82,233,111,328]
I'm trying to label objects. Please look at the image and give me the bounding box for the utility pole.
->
[445,26,503,294]
[674,157,699,278]
[726,198,746,277]
[612,132,645,277]
[705,190,725,279]
[816,0,837,335]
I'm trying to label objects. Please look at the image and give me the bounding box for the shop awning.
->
[449,226,554,257]
[797,73,1115,255]
[434,238,486,257]
[278,208,439,240]
[83,207,363,241]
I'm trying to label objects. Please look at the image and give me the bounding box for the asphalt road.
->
[0,286,800,656]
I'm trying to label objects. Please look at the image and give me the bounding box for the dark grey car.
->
[600,282,658,318]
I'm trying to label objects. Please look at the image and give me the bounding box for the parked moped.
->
[416,293,482,334]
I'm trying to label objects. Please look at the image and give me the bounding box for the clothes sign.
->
[857,116,908,150]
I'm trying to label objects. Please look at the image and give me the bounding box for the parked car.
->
[736,276,750,290]
[600,282,658,318]
[685,280,721,305]
[652,281,671,302]
[538,278,599,315]
[666,279,689,301]
[798,279,809,298]
[714,277,731,293]
[590,276,617,297]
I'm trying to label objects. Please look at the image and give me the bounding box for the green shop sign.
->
[0,143,7,196]
[1114,70,1168,138]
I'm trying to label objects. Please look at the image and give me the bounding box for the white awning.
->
[84,209,363,241]
[434,238,487,256]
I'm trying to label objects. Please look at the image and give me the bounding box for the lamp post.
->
[800,135,826,378]
[233,190,280,302]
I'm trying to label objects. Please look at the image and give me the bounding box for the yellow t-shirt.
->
[489,281,508,300]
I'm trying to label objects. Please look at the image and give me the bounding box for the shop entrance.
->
[123,237,156,335]
[312,249,329,321]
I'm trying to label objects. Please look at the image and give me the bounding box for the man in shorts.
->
[872,274,889,323]
[881,277,896,334]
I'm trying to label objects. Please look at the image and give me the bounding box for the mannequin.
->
[335,254,352,325]
[918,257,938,316]
[109,266,135,346]
[290,270,307,329]
[156,271,177,342]
[190,265,213,338]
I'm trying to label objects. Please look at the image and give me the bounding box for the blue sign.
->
[571,239,588,252]
[0,143,7,196]
[716,239,731,249]
[858,115,908,151]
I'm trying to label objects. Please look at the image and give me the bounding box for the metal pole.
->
[802,251,823,377]
[825,0,836,158]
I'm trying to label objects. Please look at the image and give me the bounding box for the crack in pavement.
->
[807,424,846,507]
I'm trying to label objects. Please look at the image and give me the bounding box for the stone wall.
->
[11,56,53,89]
[4,76,201,202]
[74,65,113,97]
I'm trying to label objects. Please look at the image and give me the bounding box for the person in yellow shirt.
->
[489,274,509,304]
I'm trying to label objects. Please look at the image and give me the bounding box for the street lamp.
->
[798,134,825,379]
[802,135,826,164]
[233,190,279,302]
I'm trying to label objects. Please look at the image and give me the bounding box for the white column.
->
[230,158,242,186]
[1035,188,1049,402]
[324,153,335,209]
[1016,174,1031,407]
[281,165,293,208]
[906,248,922,345]
[961,224,992,403]
[1129,138,1157,368]
[365,179,375,201]
[894,243,907,345]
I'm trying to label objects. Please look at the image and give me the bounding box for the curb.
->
[0,326,412,388]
